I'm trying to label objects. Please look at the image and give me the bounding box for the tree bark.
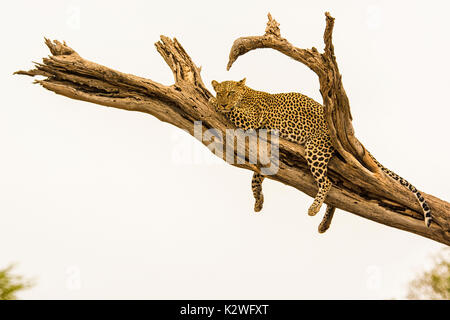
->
[15,14,450,245]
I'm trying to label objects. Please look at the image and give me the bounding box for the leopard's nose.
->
[221,104,227,108]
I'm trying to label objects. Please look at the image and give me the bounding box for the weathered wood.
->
[15,14,450,245]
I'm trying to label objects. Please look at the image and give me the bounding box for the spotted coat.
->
[210,79,432,229]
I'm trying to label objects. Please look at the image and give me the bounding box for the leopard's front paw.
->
[208,97,220,111]
[308,202,321,216]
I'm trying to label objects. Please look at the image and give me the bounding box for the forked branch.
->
[228,13,374,172]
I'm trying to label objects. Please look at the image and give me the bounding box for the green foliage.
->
[0,264,33,300]
[407,249,450,300]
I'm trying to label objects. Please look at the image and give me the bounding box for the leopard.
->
[209,78,432,231]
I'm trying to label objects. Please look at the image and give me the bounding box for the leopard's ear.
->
[238,78,246,86]
[211,80,219,91]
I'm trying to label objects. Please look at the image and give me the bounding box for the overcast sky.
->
[2,0,449,299]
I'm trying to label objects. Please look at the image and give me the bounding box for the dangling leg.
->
[318,205,336,233]
[251,172,265,212]
[305,138,334,216]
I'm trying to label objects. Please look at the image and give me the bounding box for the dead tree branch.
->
[15,14,450,245]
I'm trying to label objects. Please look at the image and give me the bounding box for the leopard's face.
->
[211,78,246,113]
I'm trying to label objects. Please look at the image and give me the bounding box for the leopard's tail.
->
[368,152,432,227]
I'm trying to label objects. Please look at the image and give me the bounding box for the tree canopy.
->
[0,264,33,300]
[407,249,450,300]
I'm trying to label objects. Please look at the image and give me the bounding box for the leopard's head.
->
[211,78,246,113]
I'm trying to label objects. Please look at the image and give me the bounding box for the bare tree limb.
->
[228,13,373,171]
[15,15,450,245]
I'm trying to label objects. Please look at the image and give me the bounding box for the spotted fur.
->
[210,79,432,229]
[368,153,432,227]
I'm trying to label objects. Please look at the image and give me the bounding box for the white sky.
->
[1,0,449,299]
